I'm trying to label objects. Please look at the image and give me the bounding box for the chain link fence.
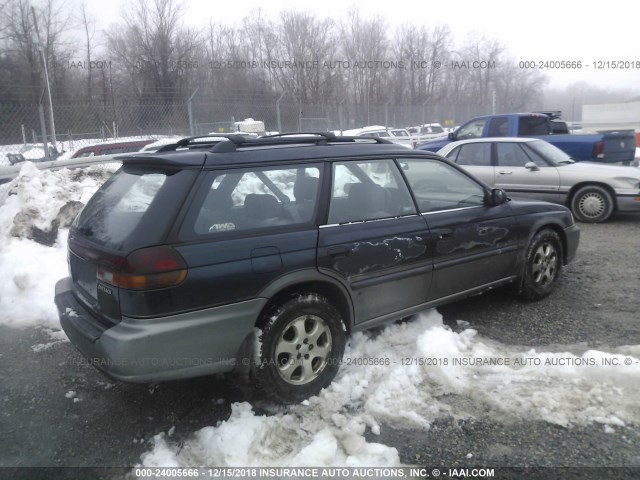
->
[1,96,492,166]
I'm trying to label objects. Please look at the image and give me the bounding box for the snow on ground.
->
[0,161,115,328]
[1,158,640,469]
[140,310,640,468]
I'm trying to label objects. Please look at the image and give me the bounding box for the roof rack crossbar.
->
[155,134,249,152]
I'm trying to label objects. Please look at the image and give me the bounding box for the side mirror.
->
[448,132,455,141]
[489,188,508,206]
[524,162,539,171]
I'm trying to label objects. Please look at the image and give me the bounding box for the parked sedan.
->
[438,138,640,223]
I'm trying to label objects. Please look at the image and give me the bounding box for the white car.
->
[341,126,414,149]
[407,123,448,143]
[437,137,640,223]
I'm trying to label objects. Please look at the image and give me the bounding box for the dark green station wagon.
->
[55,133,579,402]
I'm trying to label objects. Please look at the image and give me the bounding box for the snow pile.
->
[0,162,114,327]
[140,310,640,468]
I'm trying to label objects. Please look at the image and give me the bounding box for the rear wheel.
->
[570,185,614,223]
[520,229,563,301]
[254,294,346,403]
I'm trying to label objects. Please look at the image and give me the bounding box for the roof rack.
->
[210,132,394,153]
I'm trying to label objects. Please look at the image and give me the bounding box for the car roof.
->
[471,112,549,119]
[121,133,438,169]
[449,137,539,146]
[77,139,154,151]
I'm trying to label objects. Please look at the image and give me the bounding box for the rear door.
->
[317,158,432,323]
[174,164,323,313]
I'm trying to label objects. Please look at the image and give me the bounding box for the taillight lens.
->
[97,246,187,290]
[593,141,604,158]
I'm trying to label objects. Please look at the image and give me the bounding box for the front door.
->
[399,157,519,300]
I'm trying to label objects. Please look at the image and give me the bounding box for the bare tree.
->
[107,0,200,102]
[78,2,95,101]
[0,0,73,103]
[339,9,389,107]
[269,11,335,104]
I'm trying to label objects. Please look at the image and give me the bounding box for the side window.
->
[519,116,550,135]
[192,165,321,235]
[521,145,551,167]
[456,119,487,139]
[328,159,416,224]
[487,117,509,137]
[401,159,486,213]
[452,143,492,166]
[496,143,533,167]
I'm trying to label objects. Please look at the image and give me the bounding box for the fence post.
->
[38,103,50,160]
[276,91,286,134]
[187,88,199,136]
[385,99,391,127]
[21,125,26,145]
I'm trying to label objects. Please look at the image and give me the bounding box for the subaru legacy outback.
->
[55,133,579,403]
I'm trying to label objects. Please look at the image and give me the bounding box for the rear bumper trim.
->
[55,277,107,343]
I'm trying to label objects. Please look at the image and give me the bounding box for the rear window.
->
[519,116,551,136]
[73,166,195,250]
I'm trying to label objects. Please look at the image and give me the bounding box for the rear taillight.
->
[97,246,187,290]
[593,141,604,159]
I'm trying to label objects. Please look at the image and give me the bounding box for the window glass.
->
[451,143,492,166]
[526,140,573,166]
[328,159,416,224]
[496,143,534,167]
[401,159,486,213]
[391,130,409,137]
[193,165,320,235]
[487,117,509,137]
[519,116,550,135]
[73,167,194,250]
[520,144,552,167]
[456,119,487,139]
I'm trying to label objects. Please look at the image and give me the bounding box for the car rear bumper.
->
[55,277,266,383]
[564,224,580,264]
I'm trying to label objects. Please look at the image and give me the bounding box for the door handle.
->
[498,170,512,174]
[437,229,454,240]
[327,245,352,257]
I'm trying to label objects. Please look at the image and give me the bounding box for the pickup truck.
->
[417,112,636,163]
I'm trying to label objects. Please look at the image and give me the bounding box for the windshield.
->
[527,140,574,166]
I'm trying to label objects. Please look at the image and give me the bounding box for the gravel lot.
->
[1,213,638,478]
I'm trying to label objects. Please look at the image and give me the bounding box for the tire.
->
[570,185,614,223]
[254,294,346,403]
[519,229,563,301]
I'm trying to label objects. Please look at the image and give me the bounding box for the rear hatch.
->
[69,165,196,324]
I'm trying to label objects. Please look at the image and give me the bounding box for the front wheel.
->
[570,185,614,223]
[519,229,563,301]
[254,294,346,403]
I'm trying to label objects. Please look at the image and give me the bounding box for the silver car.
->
[437,137,640,223]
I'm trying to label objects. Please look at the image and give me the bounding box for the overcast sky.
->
[90,0,640,91]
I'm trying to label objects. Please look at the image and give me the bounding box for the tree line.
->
[0,0,636,124]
